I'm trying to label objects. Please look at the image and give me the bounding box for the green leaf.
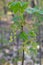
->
[12,15,22,22]
[12,16,20,25]
[8,1,28,13]
[26,8,39,14]
[29,31,36,37]
[20,32,28,40]
[39,10,43,15]
[31,42,38,49]
[26,8,43,15]
[29,47,37,55]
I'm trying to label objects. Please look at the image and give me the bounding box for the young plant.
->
[8,1,43,65]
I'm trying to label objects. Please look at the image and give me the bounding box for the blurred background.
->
[0,0,43,65]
